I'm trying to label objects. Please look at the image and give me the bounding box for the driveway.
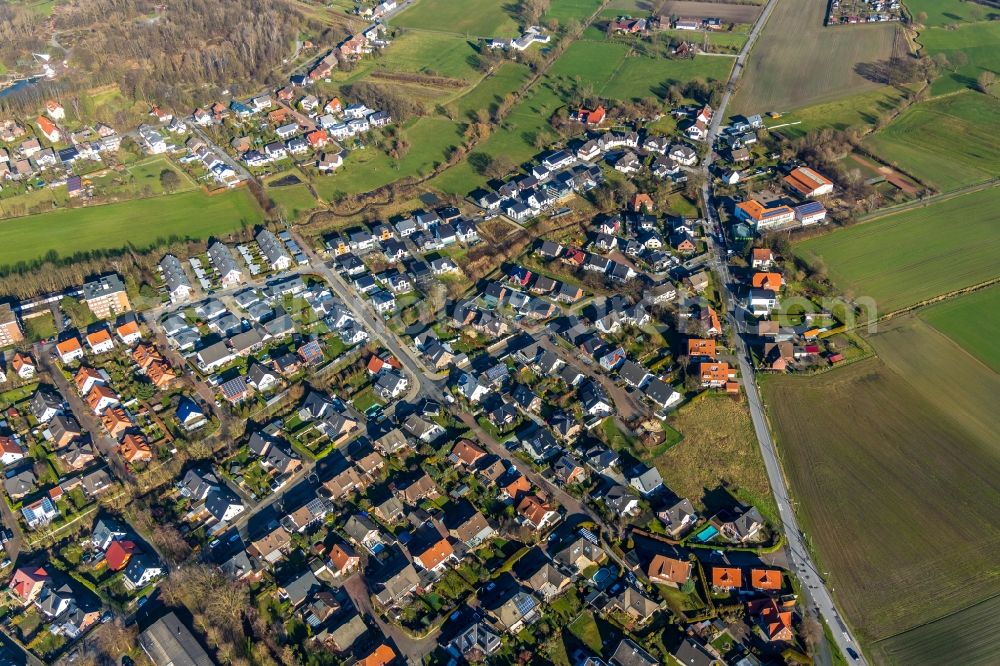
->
[37,347,133,483]
[342,572,440,664]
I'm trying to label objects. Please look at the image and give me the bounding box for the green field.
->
[761,316,1000,649]
[795,187,1000,312]
[920,21,1000,96]
[393,0,520,37]
[863,92,1000,192]
[732,0,898,114]
[126,157,196,195]
[316,116,465,198]
[548,40,733,101]
[0,188,263,269]
[905,0,993,26]
[265,170,319,221]
[431,82,565,194]
[871,594,1000,666]
[920,285,1000,373]
[764,87,908,139]
[454,62,532,120]
[544,0,605,24]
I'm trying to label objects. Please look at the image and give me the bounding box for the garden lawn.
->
[126,157,195,195]
[919,285,1000,373]
[0,188,263,270]
[795,186,1000,312]
[863,91,1000,191]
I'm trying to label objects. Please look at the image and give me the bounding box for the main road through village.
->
[700,0,864,663]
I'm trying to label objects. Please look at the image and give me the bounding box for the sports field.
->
[0,188,263,270]
[795,187,1000,312]
[920,285,1000,373]
[731,0,898,113]
[392,0,519,37]
[920,21,1000,96]
[863,92,1000,192]
[761,315,1000,650]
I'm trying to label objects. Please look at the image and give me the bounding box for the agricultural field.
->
[392,0,520,37]
[0,188,263,270]
[863,92,1000,192]
[870,594,1000,666]
[919,20,1000,96]
[731,0,898,114]
[657,394,777,525]
[662,1,764,23]
[795,186,1000,312]
[761,315,1000,647]
[920,285,1000,373]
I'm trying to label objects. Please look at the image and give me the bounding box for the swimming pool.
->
[694,525,719,543]
[592,567,614,589]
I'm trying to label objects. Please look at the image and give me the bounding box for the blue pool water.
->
[694,526,719,542]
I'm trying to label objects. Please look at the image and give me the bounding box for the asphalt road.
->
[698,0,865,662]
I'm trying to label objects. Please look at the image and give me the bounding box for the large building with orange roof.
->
[735,200,795,230]
[783,166,833,197]
[120,433,153,463]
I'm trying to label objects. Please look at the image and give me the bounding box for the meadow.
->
[658,394,777,525]
[265,170,320,221]
[795,187,1000,312]
[920,285,1000,373]
[863,92,1000,192]
[548,39,734,101]
[761,315,1000,647]
[315,116,465,198]
[919,21,1000,96]
[544,0,606,24]
[391,0,520,37]
[731,0,898,113]
[765,87,908,139]
[0,188,263,270]
[904,0,994,27]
